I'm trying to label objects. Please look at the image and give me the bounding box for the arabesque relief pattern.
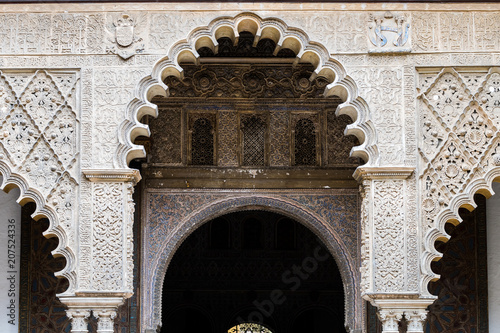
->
[419,68,500,230]
[419,67,500,297]
[0,6,498,333]
[0,69,79,290]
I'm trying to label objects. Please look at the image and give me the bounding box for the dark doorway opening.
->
[161,210,347,333]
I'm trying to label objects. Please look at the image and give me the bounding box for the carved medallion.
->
[106,13,145,60]
[368,11,411,53]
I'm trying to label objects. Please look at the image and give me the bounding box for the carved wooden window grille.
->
[190,117,214,165]
[293,118,317,166]
[241,115,266,166]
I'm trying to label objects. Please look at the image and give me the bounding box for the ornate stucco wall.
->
[0,3,499,333]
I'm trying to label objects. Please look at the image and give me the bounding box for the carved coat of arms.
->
[115,14,135,47]
[368,11,410,52]
[106,13,146,59]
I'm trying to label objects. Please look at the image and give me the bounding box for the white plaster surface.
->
[488,182,500,331]
[0,177,21,332]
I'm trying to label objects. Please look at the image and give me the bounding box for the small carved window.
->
[294,118,317,166]
[241,115,266,166]
[190,117,214,165]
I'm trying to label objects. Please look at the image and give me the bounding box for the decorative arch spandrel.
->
[0,69,80,294]
[419,67,500,297]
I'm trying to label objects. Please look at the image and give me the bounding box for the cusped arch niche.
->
[0,165,76,290]
[420,67,500,299]
[422,166,500,296]
[145,196,361,332]
[116,12,378,168]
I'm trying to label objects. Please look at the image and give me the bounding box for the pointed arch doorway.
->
[160,210,347,333]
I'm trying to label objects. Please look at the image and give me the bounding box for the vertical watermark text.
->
[6,218,16,325]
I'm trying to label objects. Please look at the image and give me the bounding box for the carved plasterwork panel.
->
[440,13,472,51]
[412,13,439,52]
[418,68,500,230]
[474,13,500,51]
[0,13,104,54]
[148,12,222,53]
[0,69,80,292]
[373,180,405,292]
[92,67,149,168]
[92,182,124,291]
[349,67,404,165]
[283,12,366,54]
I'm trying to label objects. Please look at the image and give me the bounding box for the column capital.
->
[406,309,428,333]
[94,309,118,333]
[66,308,91,333]
[377,309,403,333]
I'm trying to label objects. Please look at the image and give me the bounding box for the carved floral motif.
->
[418,67,500,230]
[373,180,405,292]
[92,182,124,291]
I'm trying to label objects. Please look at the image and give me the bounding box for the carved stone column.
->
[66,309,91,333]
[354,167,433,330]
[95,309,117,333]
[59,169,139,333]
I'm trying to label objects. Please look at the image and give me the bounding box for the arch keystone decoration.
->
[116,12,378,168]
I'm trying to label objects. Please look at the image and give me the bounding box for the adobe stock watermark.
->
[237,245,330,324]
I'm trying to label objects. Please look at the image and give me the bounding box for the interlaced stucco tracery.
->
[419,67,500,296]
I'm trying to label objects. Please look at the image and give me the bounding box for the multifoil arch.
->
[116,12,378,168]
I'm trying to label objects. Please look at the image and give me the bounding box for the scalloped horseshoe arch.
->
[0,161,76,292]
[421,166,500,297]
[144,196,362,332]
[116,12,378,168]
